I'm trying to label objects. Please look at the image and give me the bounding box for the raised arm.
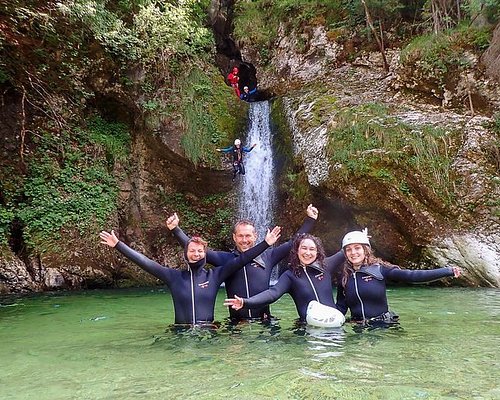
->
[267,204,318,265]
[217,226,281,282]
[100,230,173,283]
[167,212,234,266]
[243,144,257,153]
[382,265,460,283]
[166,213,190,247]
[324,250,346,275]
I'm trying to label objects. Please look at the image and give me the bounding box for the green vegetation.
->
[326,103,460,205]
[233,0,348,62]
[400,24,493,85]
[233,0,498,78]
[58,0,214,64]
[177,67,247,166]
[0,0,237,251]
[158,192,233,248]
[0,117,130,251]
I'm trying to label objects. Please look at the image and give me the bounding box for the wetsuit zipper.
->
[353,271,366,321]
[243,266,252,318]
[189,268,196,325]
[304,267,320,302]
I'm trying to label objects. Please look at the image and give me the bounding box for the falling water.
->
[238,101,276,240]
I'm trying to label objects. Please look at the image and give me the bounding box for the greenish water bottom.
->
[0,287,498,400]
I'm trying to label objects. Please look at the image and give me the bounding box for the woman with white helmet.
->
[334,228,461,326]
[224,233,346,328]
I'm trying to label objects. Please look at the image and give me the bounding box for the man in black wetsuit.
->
[166,205,320,323]
[99,227,281,326]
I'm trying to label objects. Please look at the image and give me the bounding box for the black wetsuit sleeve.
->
[171,227,190,247]
[217,240,270,282]
[267,216,316,265]
[243,274,292,310]
[296,216,316,235]
[335,285,348,315]
[115,241,172,283]
[324,250,346,275]
[382,266,454,283]
[206,250,233,268]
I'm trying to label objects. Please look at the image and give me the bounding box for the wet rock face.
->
[424,232,500,288]
[0,252,36,293]
[254,25,500,286]
[278,73,499,285]
[282,98,330,187]
[208,0,241,71]
[273,24,342,81]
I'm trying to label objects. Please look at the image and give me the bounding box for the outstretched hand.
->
[166,212,179,230]
[224,295,244,310]
[265,226,282,246]
[306,204,319,220]
[452,266,462,278]
[99,230,119,248]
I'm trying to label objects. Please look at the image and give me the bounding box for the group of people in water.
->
[99,205,461,329]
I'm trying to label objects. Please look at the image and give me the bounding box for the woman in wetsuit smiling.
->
[99,227,281,326]
[224,233,344,324]
[334,229,461,325]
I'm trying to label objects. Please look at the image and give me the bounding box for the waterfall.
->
[238,101,276,240]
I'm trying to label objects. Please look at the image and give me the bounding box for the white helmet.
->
[234,139,241,146]
[342,228,371,249]
[306,301,345,328]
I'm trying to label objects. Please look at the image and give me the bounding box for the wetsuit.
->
[171,216,326,321]
[114,239,270,325]
[219,144,254,179]
[240,255,344,323]
[240,87,257,102]
[335,264,456,322]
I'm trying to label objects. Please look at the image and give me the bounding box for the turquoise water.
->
[0,287,498,400]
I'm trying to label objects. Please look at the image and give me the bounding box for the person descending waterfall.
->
[333,228,462,327]
[99,226,281,326]
[167,205,343,324]
[224,233,345,327]
[227,66,240,98]
[216,139,256,181]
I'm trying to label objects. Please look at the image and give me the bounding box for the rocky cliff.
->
[239,18,500,287]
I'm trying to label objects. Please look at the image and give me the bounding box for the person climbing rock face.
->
[216,139,256,181]
[227,66,240,98]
